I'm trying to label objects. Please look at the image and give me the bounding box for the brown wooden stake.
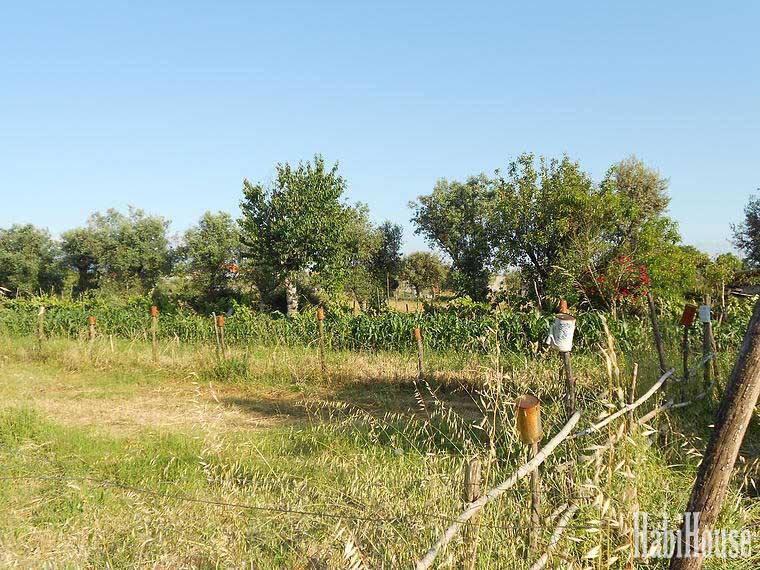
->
[217,315,226,358]
[627,362,638,430]
[529,440,542,552]
[669,298,760,570]
[212,313,221,358]
[681,326,690,401]
[87,315,96,358]
[150,306,159,363]
[414,327,424,380]
[647,292,668,377]
[516,395,543,553]
[702,297,712,393]
[37,306,45,350]
[560,352,575,421]
[462,458,482,570]
[317,307,326,377]
[680,304,697,401]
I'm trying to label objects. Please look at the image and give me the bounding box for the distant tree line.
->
[0,153,754,315]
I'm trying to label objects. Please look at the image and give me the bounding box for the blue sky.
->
[1,2,758,255]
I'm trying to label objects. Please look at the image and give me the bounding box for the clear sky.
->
[1,2,758,255]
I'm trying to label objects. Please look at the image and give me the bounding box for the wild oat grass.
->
[0,332,758,568]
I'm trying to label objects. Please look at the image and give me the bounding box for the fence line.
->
[415,411,582,570]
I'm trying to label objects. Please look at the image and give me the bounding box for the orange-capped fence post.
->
[317,307,326,377]
[517,395,543,552]
[414,327,424,380]
[681,303,697,400]
[216,314,226,358]
[150,306,159,363]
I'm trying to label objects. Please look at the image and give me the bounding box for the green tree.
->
[0,224,64,296]
[239,155,350,316]
[375,221,403,298]
[491,154,602,301]
[175,211,241,310]
[410,174,495,301]
[401,252,448,299]
[343,203,383,308]
[61,207,170,293]
[732,193,760,266]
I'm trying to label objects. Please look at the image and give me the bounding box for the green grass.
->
[0,334,758,568]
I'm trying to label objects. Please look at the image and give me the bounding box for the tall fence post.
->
[217,314,226,358]
[37,306,46,350]
[517,395,543,553]
[150,305,159,363]
[317,306,326,377]
[547,313,576,420]
[699,297,712,392]
[647,292,668,377]
[680,304,697,401]
[462,458,482,570]
[669,298,760,570]
[414,327,424,380]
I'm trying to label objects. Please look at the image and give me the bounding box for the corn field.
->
[1,295,754,356]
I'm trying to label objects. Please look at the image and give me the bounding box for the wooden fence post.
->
[462,458,482,570]
[669,298,760,570]
[317,307,326,377]
[647,292,668,377]
[517,395,543,553]
[548,313,576,420]
[87,315,96,358]
[680,304,697,401]
[414,327,424,380]
[216,314,226,358]
[150,305,159,363]
[37,306,45,350]
[699,297,712,392]
[627,362,638,430]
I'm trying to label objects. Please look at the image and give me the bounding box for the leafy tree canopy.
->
[239,155,350,315]
[0,224,64,296]
[401,251,448,298]
[410,174,495,301]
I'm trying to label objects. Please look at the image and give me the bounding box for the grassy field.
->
[1,334,759,568]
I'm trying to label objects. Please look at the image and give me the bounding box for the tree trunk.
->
[284,274,298,317]
[669,298,760,569]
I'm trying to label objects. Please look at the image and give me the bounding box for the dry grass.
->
[0,334,758,568]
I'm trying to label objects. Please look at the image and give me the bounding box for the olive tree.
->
[0,224,65,296]
[410,174,495,301]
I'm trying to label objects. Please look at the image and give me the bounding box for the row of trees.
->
[411,154,747,310]
[1,153,756,315]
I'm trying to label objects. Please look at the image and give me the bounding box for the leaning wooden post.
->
[462,458,482,570]
[37,306,46,350]
[150,305,159,363]
[647,291,668,377]
[680,304,697,401]
[517,395,543,553]
[547,313,576,420]
[699,298,713,392]
[414,327,424,380]
[669,298,760,570]
[216,314,226,358]
[317,307,326,377]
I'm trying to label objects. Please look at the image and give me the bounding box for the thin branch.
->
[529,501,581,570]
[415,411,582,570]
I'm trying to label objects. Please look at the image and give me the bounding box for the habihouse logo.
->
[633,511,753,559]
